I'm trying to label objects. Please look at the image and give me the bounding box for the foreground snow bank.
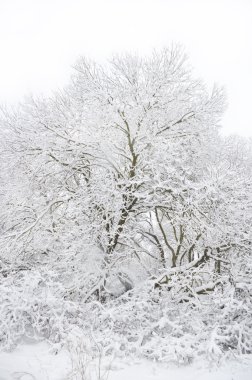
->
[0,342,251,380]
[0,342,69,380]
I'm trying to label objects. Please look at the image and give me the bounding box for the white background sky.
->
[0,0,251,136]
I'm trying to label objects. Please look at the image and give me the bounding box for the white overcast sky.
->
[0,0,251,136]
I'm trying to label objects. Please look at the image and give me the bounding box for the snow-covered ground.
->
[0,342,252,380]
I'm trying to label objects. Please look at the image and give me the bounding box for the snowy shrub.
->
[85,259,252,363]
[0,253,251,363]
[0,267,84,350]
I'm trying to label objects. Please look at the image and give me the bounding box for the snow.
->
[0,342,70,380]
[0,342,251,380]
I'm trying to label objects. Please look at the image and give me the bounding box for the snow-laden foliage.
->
[0,267,85,351]
[0,47,251,362]
[0,254,251,362]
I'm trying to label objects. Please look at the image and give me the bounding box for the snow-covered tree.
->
[0,49,251,358]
